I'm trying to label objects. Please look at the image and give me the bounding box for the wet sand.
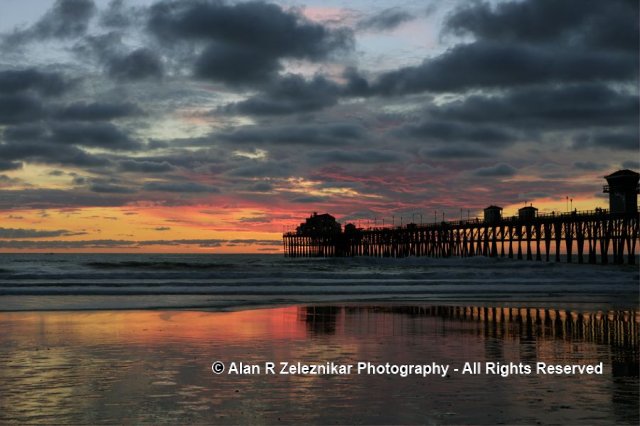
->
[0,304,638,424]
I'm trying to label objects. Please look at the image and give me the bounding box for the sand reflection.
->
[0,304,637,424]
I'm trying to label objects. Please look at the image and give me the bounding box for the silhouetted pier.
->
[283,170,639,265]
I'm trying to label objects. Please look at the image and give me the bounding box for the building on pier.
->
[483,205,503,224]
[297,212,341,235]
[518,205,538,221]
[604,169,639,214]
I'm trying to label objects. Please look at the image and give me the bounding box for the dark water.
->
[0,304,637,424]
[0,254,637,310]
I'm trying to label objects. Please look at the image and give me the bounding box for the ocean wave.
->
[0,253,637,311]
[84,261,238,270]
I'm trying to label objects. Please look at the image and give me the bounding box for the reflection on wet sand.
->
[0,304,637,424]
[301,305,638,347]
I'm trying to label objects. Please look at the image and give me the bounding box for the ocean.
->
[0,254,638,424]
[0,253,638,311]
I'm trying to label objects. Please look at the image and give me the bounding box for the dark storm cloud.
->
[0,69,70,96]
[4,0,96,44]
[400,120,515,146]
[446,0,588,42]
[0,160,23,171]
[573,129,639,151]
[147,0,352,84]
[226,161,293,178]
[0,141,109,167]
[311,149,402,164]
[142,181,219,193]
[421,146,491,159]
[0,94,45,124]
[194,42,279,84]
[342,67,371,97]
[2,123,47,142]
[357,8,414,31]
[445,0,638,52]
[218,123,366,145]
[248,182,274,192]
[55,101,142,121]
[574,161,608,171]
[472,163,517,177]
[89,182,136,194]
[354,0,637,97]
[108,48,164,81]
[148,0,351,58]
[292,195,327,203]
[0,227,82,238]
[1,122,129,166]
[222,74,340,115]
[429,84,639,129]
[48,122,141,150]
[370,41,635,96]
[100,0,135,28]
[0,188,132,209]
[622,161,640,170]
[72,31,124,63]
[118,160,174,173]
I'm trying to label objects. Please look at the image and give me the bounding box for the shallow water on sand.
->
[0,304,637,424]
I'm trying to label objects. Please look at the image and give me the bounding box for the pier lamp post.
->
[420,214,423,225]
[392,215,395,227]
[434,211,437,224]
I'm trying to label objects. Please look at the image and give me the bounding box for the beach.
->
[0,304,637,424]
[0,254,638,424]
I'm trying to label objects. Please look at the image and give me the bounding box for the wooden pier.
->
[283,170,640,264]
[283,209,639,264]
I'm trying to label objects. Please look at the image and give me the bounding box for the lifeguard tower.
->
[483,205,502,224]
[603,170,639,214]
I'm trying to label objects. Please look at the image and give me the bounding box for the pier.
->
[283,170,640,264]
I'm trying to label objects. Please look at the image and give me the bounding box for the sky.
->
[0,0,638,253]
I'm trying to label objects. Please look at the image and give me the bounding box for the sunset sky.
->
[0,0,638,252]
